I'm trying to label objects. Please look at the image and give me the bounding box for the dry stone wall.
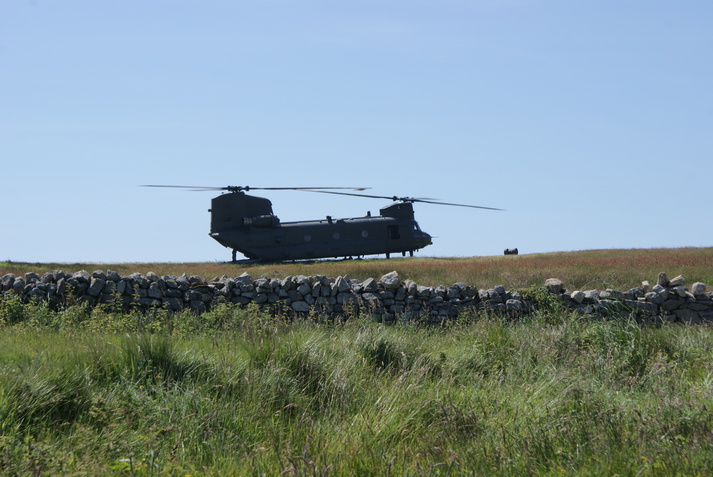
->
[1,270,711,324]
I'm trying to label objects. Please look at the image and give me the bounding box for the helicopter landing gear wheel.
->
[409,250,414,257]
[231,249,237,262]
[386,252,390,259]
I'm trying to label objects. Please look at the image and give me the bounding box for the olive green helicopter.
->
[143,185,501,262]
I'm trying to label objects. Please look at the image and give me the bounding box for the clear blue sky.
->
[2,0,711,263]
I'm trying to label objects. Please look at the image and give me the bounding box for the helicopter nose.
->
[421,231,432,247]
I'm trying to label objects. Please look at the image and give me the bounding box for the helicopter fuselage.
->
[208,192,432,261]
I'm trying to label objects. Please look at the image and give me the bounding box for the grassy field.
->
[3,247,713,290]
[1,248,712,475]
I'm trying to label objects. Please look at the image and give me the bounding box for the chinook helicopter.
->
[143,185,502,262]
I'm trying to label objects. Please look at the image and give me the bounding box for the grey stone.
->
[336,292,358,305]
[394,286,407,302]
[165,288,183,298]
[291,301,311,312]
[661,298,684,311]
[629,288,645,299]
[674,308,700,323]
[139,297,161,307]
[645,292,665,305]
[417,286,432,298]
[103,281,116,295]
[87,278,106,297]
[148,282,163,299]
[446,287,460,300]
[506,299,525,312]
[73,270,91,284]
[606,289,624,301]
[657,272,669,287]
[583,290,600,303]
[362,292,382,304]
[379,271,401,290]
[231,296,251,305]
[56,278,66,296]
[1,274,14,291]
[361,277,379,292]
[545,278,564,294]
[189,300,206,314]
[691,282,706,296]
[652,285,670,300]
[624,299,659,315]
[672,286,687,297]
[281,276,295,290]
[176,277,190,291]
[669,275,685,287]
[163,297,183,311]
[334,276,351,293]
[404,280,418,296]
[684,302,711,312]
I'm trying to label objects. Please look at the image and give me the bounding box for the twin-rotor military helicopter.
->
[143,185,502,262]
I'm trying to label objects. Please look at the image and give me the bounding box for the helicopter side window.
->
[387,225,400,240]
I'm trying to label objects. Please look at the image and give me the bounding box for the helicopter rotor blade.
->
[140,185,502,210]
[293,189,503,211]
[140,184,221,190]
[404,198,503,211]
[141,185,370,192]
[249,186,371,191]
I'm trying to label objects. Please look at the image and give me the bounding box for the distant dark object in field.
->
[504,248,519,255]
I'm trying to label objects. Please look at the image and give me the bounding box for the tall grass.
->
[3,246,713,290]
[0,300,712,475]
